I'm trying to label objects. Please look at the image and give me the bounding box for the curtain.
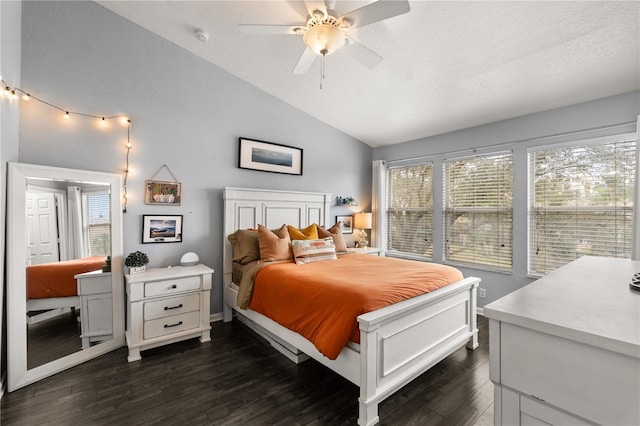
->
[371,160,387,252]
[633,114,640,260]
[67,186,85,259]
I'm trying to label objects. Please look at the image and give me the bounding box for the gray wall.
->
[0,0,22,395]
[374,91,640,307]
[18,1,372,315]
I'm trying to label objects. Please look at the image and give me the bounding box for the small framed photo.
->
[145,180,181,205]
[238,137,303,175]
[336,215,353,234]
[142,215,183,243]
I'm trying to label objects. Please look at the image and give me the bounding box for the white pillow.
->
[291,237,337,265]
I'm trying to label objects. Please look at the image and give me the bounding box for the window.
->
[84,192,111,256]
[529,137,636,275]
[444,153,513,271]
[386,163,433,258]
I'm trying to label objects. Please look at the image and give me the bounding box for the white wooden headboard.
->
[222,187,332,288]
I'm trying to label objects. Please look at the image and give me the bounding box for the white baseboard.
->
[209,312,223,323]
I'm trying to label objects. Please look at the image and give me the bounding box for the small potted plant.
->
[125,251,149,274]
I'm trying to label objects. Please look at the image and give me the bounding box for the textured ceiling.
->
[96,1,640,147]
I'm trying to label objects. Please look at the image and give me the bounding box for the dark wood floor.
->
[2,315,493,426]
[27,310,83,369]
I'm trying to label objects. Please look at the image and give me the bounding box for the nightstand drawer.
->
[144,310,200,340]
[144,293,200,321]
[144,276,201,297]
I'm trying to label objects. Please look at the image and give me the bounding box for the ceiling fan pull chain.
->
[320,54,323,90]
[320,49,328,90]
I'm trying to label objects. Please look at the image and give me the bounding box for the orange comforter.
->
[249,253,463,360]
[27,256,105,299]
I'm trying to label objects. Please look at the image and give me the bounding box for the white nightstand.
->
[348,247,383,256]
[124,264,214,362]
[76,270,113,349]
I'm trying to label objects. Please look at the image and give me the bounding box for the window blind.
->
[86,193,111,256]
[444,153,513,271]
[529,138,636,275]
[386,163,433,258]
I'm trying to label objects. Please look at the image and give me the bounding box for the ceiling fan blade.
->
[304,0,328,19]
[237,24,300,35]
[344,36,383,69]
[343,0,410,29]
[292,47,317,75]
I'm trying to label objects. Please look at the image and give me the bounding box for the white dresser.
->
[485,256,640,426]
[76,270,113,349]
[125,264,214,362]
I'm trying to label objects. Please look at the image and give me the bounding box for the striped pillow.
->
[291,237,337,265]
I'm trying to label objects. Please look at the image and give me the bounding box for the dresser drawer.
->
[501,323,639,426]
[143,310,200,340]
[144,293,200,321]
[144,276,201,298]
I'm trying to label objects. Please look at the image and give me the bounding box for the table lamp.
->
[354,212,372,248]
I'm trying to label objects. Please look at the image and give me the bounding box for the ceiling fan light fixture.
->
[303,24,345,56]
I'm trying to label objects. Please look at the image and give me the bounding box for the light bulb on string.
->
[0,76,133,214]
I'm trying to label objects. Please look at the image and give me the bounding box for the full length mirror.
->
[7,163,125,391]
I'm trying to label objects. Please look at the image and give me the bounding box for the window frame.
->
[527,134,637,276]
[82,188,112,257]
[442,151,514,272]
[385,162,434,260]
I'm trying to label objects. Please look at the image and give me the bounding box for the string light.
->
[123,118,132,213]
[0,76,133,213]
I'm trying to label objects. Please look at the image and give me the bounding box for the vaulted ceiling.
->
[97,1,640,147]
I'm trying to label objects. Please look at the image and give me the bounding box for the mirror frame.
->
[7,162,125,391]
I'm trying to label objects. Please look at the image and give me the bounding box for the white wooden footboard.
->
[357,277,479,426]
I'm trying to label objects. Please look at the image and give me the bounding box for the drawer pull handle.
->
[164,321,183,329]
[170,284,178,289]
[164,304,183,311]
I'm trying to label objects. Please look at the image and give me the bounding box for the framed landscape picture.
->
[142,215,183,243]
[238,138,303,175]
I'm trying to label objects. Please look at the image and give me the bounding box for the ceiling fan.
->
[238,0,410,76]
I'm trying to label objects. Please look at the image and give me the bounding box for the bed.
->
[222,187,480,426]
[26,255,106,313]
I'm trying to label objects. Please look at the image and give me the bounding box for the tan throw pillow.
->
[317,223,348,253]
[287,223,319,240]
[258,224,293,262]
[227,229,260,265]
[291,237,337,264]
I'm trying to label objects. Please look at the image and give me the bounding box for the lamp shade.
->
[354,212,372,230]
